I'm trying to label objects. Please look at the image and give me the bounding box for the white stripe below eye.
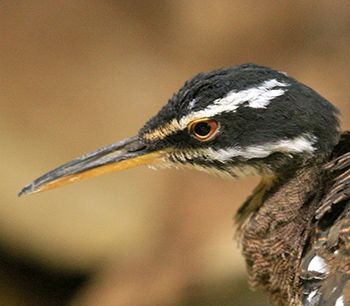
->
[179,79,289,128]
[198,134,315,162]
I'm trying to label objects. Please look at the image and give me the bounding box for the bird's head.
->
[19,64,340,196]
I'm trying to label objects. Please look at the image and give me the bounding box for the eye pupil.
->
[194,122,211,136]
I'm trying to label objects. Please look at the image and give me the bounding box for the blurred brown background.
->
[2,1,350,305]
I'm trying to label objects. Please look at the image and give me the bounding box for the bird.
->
[19,63,350,306]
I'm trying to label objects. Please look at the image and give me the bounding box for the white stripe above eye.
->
[179,79,289,128]
[143,79,289,142]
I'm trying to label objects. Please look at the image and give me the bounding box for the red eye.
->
[189,119,219,141]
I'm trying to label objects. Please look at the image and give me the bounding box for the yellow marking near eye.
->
[142,118,181,141]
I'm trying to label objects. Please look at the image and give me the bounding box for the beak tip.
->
[18,184,34,197]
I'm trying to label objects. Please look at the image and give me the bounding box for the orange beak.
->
[19,136,168,196]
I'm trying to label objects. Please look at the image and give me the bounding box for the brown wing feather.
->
[301,134,350,306]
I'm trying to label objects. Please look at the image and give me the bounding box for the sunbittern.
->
[19,64,350,306]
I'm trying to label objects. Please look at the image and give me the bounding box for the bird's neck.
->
[236,165,324,305]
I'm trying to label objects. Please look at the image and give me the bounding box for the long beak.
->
[18,136,168,196]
